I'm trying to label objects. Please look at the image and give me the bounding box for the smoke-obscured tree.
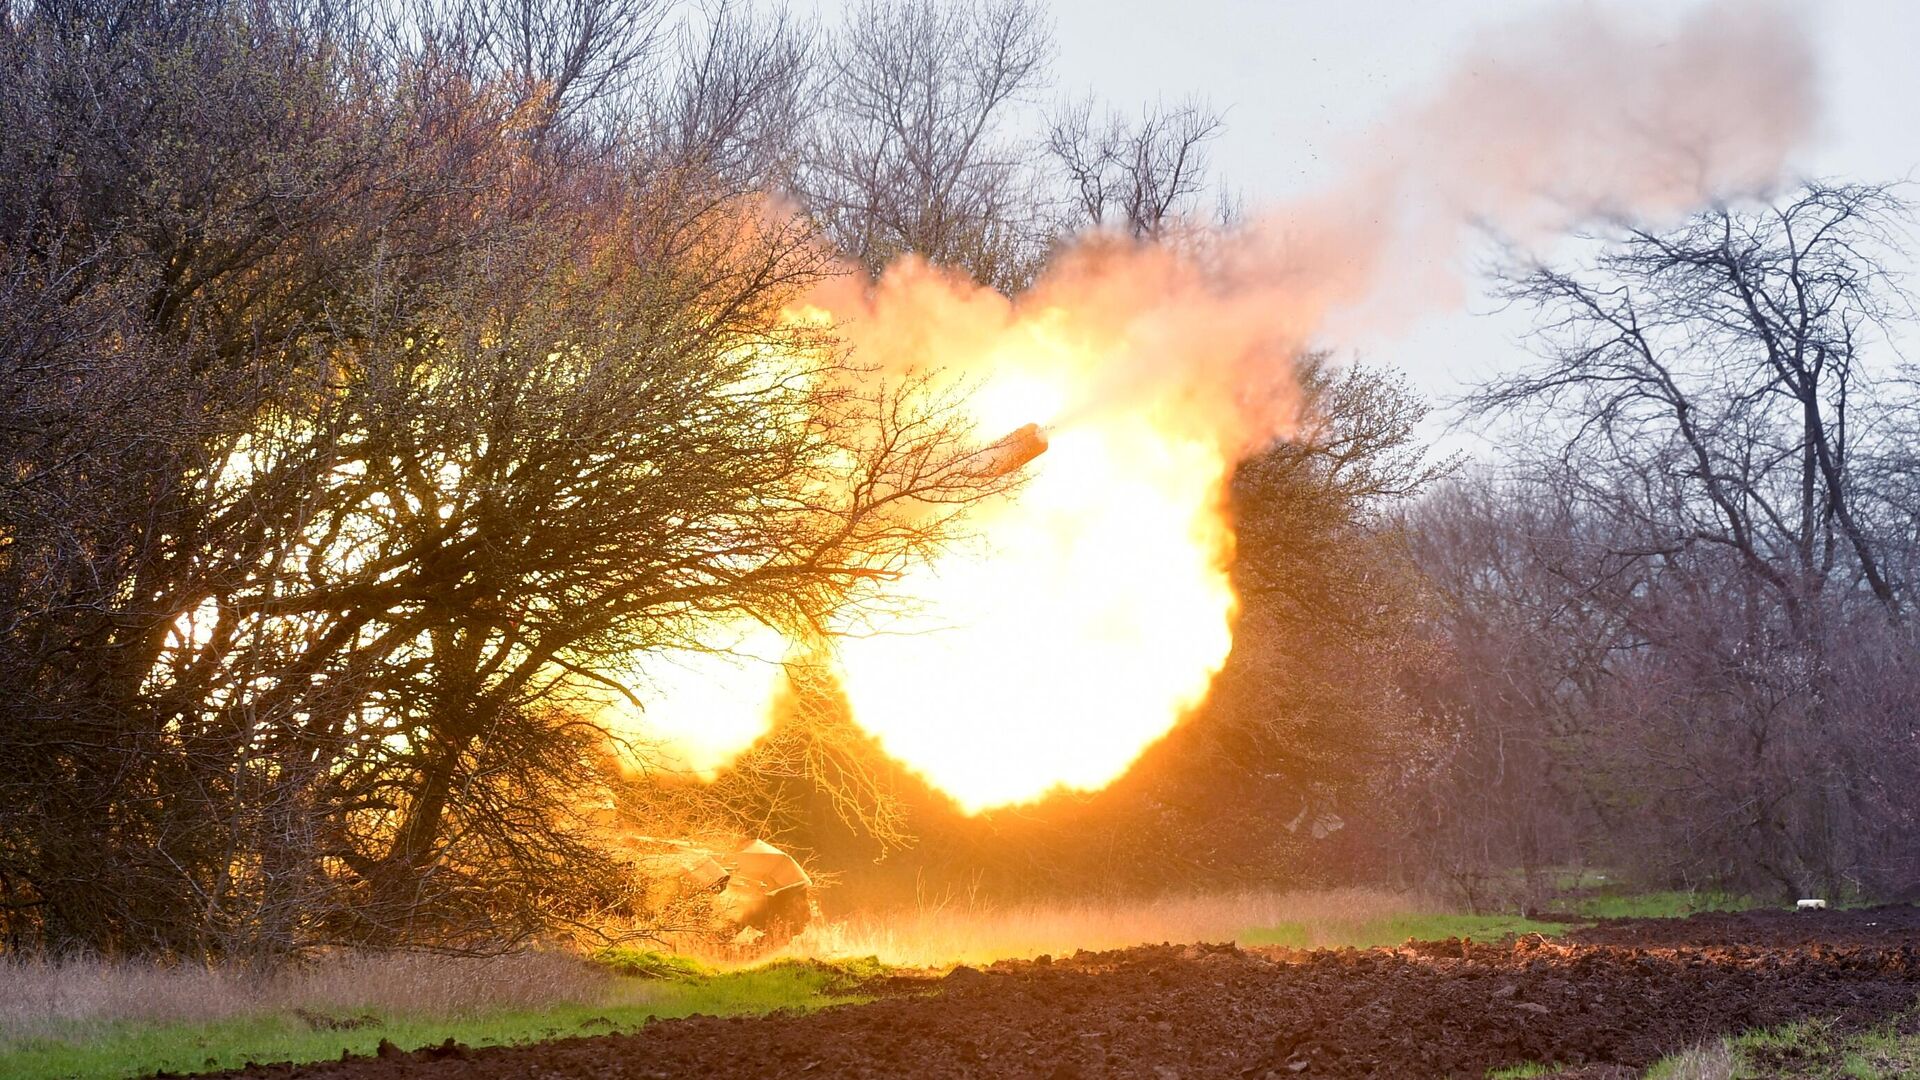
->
[1141,358,1449,884]
[1424,181,1920,901]
[801,0,1055,291]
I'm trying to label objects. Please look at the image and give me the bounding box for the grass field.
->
[1569,890,1757,920]
[1232,884,1759,951]
[0,951,871,1080]
[758,881,1757,966]
[1238,911,1571,949]
[1490,1015,1920,1079]
[0,888,1457,1079]
[0,888,1759,1080]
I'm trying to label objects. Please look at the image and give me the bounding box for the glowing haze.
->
[618,2,1815,811]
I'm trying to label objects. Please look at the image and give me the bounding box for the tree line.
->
[0,0,1261,960]
[2,0,1914,961]
[1409,184,1920,908]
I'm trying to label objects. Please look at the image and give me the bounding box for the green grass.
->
[1236,888,1779,951]
[1238,912,1572,949]
[0,957,877,1080]
[1486,995,1918,1079]
[590,946,718,980]
[1640,1017,1827,1079]
[1833,1023,1920,1079]
[1570,890,1756,920]
[1640,1011,1920,1079]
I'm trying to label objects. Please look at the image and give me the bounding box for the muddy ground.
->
[1567,904,1920,948]
[191,907,1920,1079]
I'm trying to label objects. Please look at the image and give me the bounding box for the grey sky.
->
[1064,1,1916,421]
[1047,0,1919,188]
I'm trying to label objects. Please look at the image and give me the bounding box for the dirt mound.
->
[1566,903,1920,948]
[190,932,1920,1080]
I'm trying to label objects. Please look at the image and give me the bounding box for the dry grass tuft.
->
[1652,1041,1736,1080]
[0,950,630,1043]
[778,887,1424,967]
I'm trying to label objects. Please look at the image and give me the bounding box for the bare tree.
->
[1472,182,1913,627]
[1046,95,1224,239]
[424,0,673,132]
[0,0,1016,960]
[647,1,818,189]
[1403,475,1653,907]
[1433,182,1920,900]
[0,0,450,959]
[800,0,1054,290]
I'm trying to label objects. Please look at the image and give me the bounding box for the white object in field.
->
[1796,898,1827,911]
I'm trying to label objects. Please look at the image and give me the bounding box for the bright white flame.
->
[833,413,1235,811]
[609,625,788,775]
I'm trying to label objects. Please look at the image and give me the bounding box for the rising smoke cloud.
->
[636,1,1819,810]
[830,0,1817,453]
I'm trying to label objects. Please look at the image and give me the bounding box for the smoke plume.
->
[828,0,1816,454]
[643,1,1819,810]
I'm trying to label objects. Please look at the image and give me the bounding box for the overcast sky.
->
[808,0,1920,452]
[1043,0,1918,431]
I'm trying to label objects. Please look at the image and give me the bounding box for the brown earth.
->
[1566,903,1920,948]
[185,908,1920,1080]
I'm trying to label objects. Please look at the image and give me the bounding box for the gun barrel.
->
[973,423,1049,478]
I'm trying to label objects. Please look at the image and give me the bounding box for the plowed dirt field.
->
[187,907,1920,1079]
